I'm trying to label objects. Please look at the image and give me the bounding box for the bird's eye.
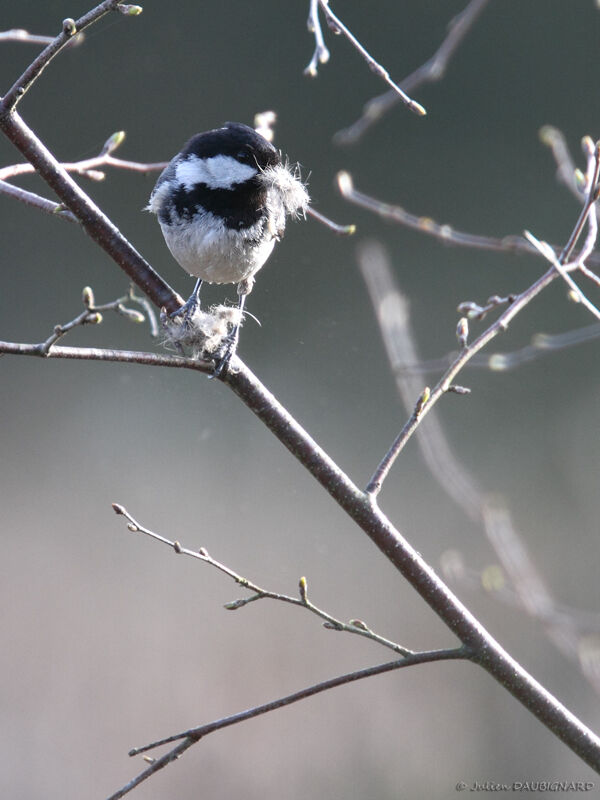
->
[236,150,251,163]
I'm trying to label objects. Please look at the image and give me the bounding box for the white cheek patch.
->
[175,154,257,191]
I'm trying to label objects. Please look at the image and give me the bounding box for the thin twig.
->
[540,126,587,203]
[0,28,84,46]
[334,0,489,144]
[0,178,76,220]
[306,205,355,235]
[366,387,430,497]
[106,647,468,800]
[336,171,600,269]
[0,129,167,184]
[0,1,126,113]
[525,232,600,322]
[313,0,426,117]
[33,286,154,354]
[112,503,413,655]
[304,0,330,76]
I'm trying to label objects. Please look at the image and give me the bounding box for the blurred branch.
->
[113,503,414,656]
[334,0,489,145]
[394,322,600,375]
[305,0,426,117]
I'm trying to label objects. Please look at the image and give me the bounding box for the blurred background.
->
[1,1,600,797]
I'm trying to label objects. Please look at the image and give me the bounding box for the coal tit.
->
[147,122,309,374]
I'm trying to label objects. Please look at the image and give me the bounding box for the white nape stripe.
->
[175,154,257,191]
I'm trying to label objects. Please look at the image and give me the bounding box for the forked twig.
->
[106,646,468,800]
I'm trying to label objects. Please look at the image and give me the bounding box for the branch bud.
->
[101,130,126,156]
[224,599,246,611]
[299,576,308,603]
[414,387,430,417]
[120,307,146,324]
[118,4,143,15]
[62,18,77,37]
[456,317,469,348]
[336,171,353,197]
[82,286,95,308]
[581,135,595,156]
[456,301,483,320]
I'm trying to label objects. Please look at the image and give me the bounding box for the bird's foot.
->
[211,329,239,378]
[169,278,203,324]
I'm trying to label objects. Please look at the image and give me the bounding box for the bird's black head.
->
[183,122,281,171]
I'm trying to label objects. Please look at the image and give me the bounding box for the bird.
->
[147,121,309,375]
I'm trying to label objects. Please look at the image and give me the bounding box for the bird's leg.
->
[170,278,203,320]
[212,277,254,378]
[212,293,247,378]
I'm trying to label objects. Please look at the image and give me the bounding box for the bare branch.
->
[1,2,128,113]
[540,125,587,202]
[304,0,330,77]
[366,387,431,497]
[0,131,167,184]
[334,0,489,144]
[306,0,426,117]
[525,231,600,322]
[107,647,468,800]
[0,178,76,220]
[337,170,600,270]
[0,28,84,46]
[113,503,413,655]
[33,285,153,354]
[0,339,211,372]
[306,205,355,235]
